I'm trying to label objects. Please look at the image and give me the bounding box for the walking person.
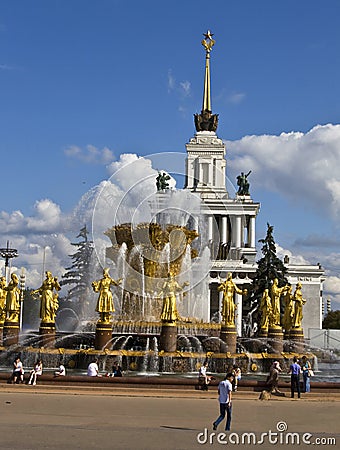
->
[213,372,234,431]
[301,356,312,393]
[289,356,301,398]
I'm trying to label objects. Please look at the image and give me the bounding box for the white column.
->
[249,216,256,248]
[208,215,213,241]
[219,158,226,189]
[235,216,241,248]
[221,216,227,244]
[235,292,243,336]
[193,216,199,233]
[208,160,213,186]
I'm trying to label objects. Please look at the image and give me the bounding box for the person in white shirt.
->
[12,357,24,384]
[28,360,43,386]
[87,359,99,376]
[198,361,212,391]
[213,372,234,431]
[54,364,66,376]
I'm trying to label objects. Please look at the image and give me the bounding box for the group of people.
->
[10,357,66,385]
[266,355,313,398]
[199,355,314,433]
[10,357,43,385]
[10,356,123,384]
[87,358,122,378]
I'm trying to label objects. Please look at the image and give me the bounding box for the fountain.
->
[0,215,336,381]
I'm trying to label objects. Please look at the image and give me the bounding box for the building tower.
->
[184,31,260,336]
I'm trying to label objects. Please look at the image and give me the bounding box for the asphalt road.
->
[0,387,339,450]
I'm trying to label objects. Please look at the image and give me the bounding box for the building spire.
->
[194,30,219,132]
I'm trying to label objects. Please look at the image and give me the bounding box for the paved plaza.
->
[0,386,339,449]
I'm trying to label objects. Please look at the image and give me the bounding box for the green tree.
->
[60,225,94,319]
[322,310,340,329]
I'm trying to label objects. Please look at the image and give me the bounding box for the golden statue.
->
[5,273,21,322]
[282,284,294,332]
[0,276,7,323]
[292,282,306,329]
[218,273,247,326]
[159,273,188,323]
[92,268,122,323]
[270,278,288,327]
[259,288,272,332]
[32,271,61,323]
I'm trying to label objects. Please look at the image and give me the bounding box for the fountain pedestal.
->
[39,322,56,348]
[159,323,177,352]
[220,325,237,353]
[289,327,305,352]
[95,322,113,350]
[268,326,284,353]
[3,320,20,346]
[258,329,268,338]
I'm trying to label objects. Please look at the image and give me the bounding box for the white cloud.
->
[167,69,175,92]
[179,80,191,96]
[276,244,310,265]
[0,199,64,234]
[228,92,246,104]
[167,69,191,98]
[64,144,114,164]
[227,124,340,218]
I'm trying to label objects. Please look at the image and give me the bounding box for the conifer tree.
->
[249,223,288,309]
[60,225,94,316]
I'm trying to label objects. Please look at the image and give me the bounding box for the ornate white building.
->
[182,32,325,338]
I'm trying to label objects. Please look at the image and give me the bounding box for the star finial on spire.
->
[201,30,215,53]
[203,30,214,40]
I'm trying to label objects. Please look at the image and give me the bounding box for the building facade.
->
[182,32,325,337]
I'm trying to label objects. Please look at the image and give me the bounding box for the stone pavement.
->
[0,385,339,449]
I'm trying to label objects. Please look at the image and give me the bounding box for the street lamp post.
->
[0,241,18,282]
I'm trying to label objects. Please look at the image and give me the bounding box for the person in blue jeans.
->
[301,356,311,393]
[213,372,234,431]
[289,356,301,398]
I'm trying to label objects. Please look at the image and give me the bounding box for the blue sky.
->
[1,0,340,309]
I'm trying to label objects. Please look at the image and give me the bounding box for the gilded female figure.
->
[0,276,7,323]
[259,288,272,332]
[32,271,61,323]
[218,273,247,327]
[92,268,122,323]
[292,282,306,329]
[159,273,187,323]
[5,273,21,322]
[282,285,294,332]
[270,278,288,327]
